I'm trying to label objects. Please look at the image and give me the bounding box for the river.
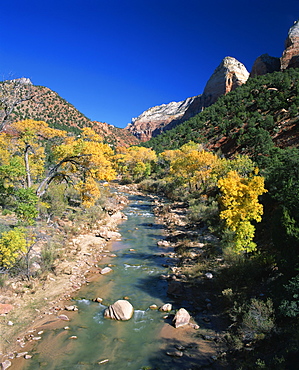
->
[18,193,182,370]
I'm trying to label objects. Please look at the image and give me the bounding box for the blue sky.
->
[1,0,299,128]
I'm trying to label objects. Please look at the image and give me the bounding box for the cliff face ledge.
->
[126,96,198,141]
[127,57,249,141]
[130,96,198,125]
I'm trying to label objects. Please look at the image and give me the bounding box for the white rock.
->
[1,360,11,369]
[104,300,134,321]
[64,305,78,311]
[100,267,113,275]
[173,308,190,328]
[159,303,172,312]
[98,359,109,364]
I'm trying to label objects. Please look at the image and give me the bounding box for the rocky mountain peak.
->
[11,77,33,85]
[126,56,249,141]
[202,56,249,105]
[281,19,299,70]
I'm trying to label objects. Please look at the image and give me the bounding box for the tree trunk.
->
[24,144,32,188]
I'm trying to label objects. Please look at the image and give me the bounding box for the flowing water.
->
[20,193,177,370]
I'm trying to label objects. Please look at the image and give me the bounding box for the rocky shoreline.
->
[1,184,227,369]
[0,184,139,367]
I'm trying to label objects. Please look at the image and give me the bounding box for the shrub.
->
[279,275,299,317]
[230,298,275,341]
[40,241,58,272]
[187,197,219,225]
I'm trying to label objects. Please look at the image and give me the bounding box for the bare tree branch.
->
[36,154,91,197]
[0,78,37,131]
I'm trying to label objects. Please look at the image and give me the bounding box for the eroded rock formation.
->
[125,96,199,141]
[250,54,281,77]
[127,19,299,142]
[127,57,249,141]
[202,56,249,106]
[281,19,299,70]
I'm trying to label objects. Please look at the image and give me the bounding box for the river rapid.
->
[18,193,180,370]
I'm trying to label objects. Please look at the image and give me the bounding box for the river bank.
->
[1,184,228,369]
[0,184,138,366]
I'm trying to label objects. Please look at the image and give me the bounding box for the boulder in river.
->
[159,303,172,312]
[64,305,78,311]
[100,267,113,275]
[104,300,134,321]
[173,308,190,328]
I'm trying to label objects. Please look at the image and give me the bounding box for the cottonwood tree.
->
[114,146,157,181]
[160,141,221,193]
[46,127,116,207]
[217,169,267,253]
[0,122,116,270]
[0,121,116,210]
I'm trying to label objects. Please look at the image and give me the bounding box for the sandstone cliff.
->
[128,19,299,142]
[125,96,199,141]
[281,19,299,70]
[250,54,281,77]
[202,56,249,106]
[127,57,249,141]
[251,18,299,76]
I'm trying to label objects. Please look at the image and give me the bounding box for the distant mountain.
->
[2,82,139,147]
[143,67,299,159]
[125,95,199,141]
[126,57,249,141]
[128,19,299,142]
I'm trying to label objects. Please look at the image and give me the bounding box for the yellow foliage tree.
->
[44,127,116,207]
[0,121,115,209]
[114,146,157,181]
[0,227,27,268]
[0,120,67,224]
[8,119,67,187]
[217,169,267,253]
[160,142,221,192]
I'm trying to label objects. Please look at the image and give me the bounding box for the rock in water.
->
[100,267,113,275]
[173,308,190,328]
[104,300,134,321]
[159,303,172,312]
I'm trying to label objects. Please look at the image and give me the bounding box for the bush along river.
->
[11,192,219,370]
